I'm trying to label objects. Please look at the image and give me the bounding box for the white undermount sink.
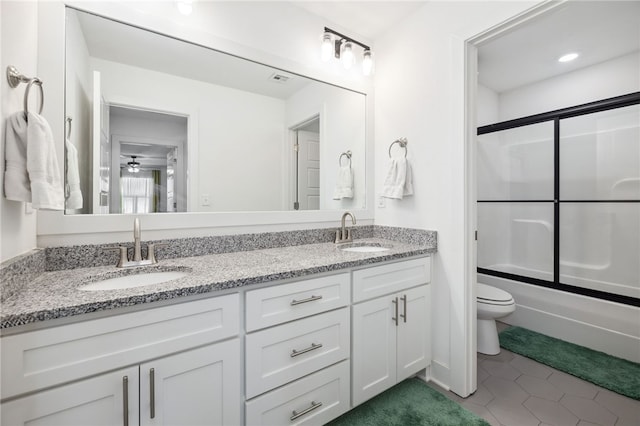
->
[79,270,189,291]
[339,243,391,253]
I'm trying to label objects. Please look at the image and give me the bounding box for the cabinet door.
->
[351,296,397,406]
[1,366,139,426]
[396,285,430,382]
[140,339,241,426]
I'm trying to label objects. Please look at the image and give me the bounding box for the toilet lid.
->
[477,283,514,304]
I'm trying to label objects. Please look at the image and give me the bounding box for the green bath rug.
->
[327,378,489,426]
[500,326,640,400]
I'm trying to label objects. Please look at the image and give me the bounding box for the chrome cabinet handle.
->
[122,376,129,426]
[150,368,155,419]
[392,297,398,326]
[290,401,323,421]
[291,295,323,306]
[401,294,407,323]
[290,342,323,357]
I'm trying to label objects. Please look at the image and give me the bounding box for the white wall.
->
[373,0,537,396]
[0,1,39,262]
[285,83,366,210]
[499,51,640,121]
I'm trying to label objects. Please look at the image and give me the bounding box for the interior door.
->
[92,71,110,214]
[296,130,320,210]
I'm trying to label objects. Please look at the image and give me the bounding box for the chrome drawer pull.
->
[291,295,323,306]
[400,294,407,323]
[290,342,323,357]
[150,368,155,419]
[122,376,129,426]
[392,297,399,326]
[290,400,323,421]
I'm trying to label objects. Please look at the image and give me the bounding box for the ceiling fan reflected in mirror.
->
[127,156,141,173]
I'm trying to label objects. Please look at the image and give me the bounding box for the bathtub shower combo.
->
[477,93,639,317]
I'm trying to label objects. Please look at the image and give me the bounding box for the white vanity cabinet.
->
[244,273,351,425]
[351,258,431,406]
[1,294,241,426]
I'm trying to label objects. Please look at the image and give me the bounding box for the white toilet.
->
[477,283,516,355]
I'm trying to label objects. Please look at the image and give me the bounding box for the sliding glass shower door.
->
[477,94,640,306]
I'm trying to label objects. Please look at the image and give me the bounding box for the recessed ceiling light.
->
[558,53,579,63]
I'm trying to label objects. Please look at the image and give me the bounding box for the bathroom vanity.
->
[0,230,435,425]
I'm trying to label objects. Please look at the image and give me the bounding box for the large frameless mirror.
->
[64,7,366,215]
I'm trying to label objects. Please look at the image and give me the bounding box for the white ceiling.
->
[478,1,640,93]
[75,2,640,99]
[292,1,428,40]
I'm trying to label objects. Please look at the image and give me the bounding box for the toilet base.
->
[477,319,501,355]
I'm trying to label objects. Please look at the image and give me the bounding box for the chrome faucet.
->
[105,218,167,268]
[133,217,143,262]
[335,211,356,243]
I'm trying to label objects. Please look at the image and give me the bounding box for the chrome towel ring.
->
[388,137,408,158]
[6,65,44,116]
[339,150,352,168]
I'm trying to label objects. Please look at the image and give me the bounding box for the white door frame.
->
[458,0,565,397]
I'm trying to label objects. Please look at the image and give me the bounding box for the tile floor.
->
[428,324,640,426]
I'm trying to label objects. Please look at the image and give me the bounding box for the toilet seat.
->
[477,283,514,306]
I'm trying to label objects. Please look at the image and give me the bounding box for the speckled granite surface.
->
[1,226,436,329]
[44,225,376,271]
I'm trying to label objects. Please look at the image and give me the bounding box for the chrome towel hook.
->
[66,116,73,139]
[339,150,352,168]
[388,137,408,158]
[6,65,44,116]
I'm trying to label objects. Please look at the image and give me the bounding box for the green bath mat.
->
[327,378,489,426]
[500,326,640,400]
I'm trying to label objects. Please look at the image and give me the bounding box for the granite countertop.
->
[1,237,435,330]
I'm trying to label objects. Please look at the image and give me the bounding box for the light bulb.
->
[362,49,373,76]
[176,0,193,16]
[321,32,333,62]
[341,41,354,69]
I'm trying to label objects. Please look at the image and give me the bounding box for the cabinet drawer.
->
[1,294,239,400]
[352,257,430,303]
[246,360,350,426]
[246,308,349,399]
[246,273,349,331]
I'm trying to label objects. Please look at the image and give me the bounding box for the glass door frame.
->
[477,91,640,307]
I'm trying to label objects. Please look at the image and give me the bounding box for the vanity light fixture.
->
[321,27,374,75]
[176,0,193,16]
[558,52,579,63]
[127,156,141,173]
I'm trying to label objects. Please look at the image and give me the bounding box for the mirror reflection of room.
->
[64,7,366,215]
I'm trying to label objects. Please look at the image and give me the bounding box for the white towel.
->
[4,112,64,210]
[333,165,354,200]
[381,157,414,199]
[65,138,83,210]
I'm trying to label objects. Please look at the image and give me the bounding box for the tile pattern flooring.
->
[428,326,640,426]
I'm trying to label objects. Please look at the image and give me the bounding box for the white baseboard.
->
[479,274,640,363]
[429,360,451,391]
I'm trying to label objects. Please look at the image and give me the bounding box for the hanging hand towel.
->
[65,138,83,210]
[4,112,64,210]
[381,157,413,199]
[333,165,354,200]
